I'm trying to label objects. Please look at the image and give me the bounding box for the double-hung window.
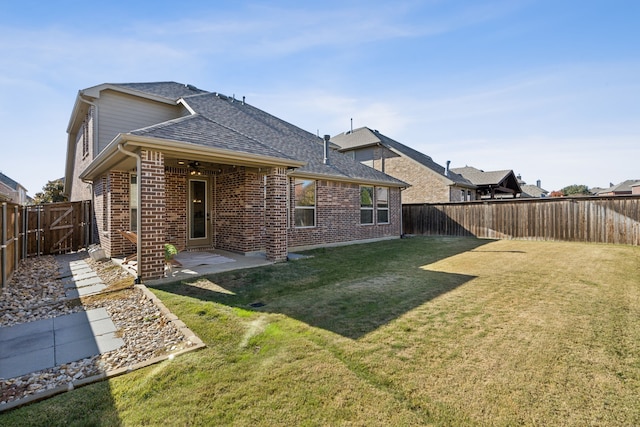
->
[294,178,315,227]
[376,187,389,224]
[360,186,374,224]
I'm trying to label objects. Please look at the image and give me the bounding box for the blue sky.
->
[1,0,638,195]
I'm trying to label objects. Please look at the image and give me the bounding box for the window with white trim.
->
[294,178,315,227]
[376,187,389,224]
[360,186,374,224]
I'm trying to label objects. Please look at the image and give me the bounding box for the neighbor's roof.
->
[520,184,548,198]
[450,166,514,186]
[331,127,474,187]
[596,179,640,194]
[82,82,407,187]
[0,171,20,191]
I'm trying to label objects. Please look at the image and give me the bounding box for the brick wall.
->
[383,154,451,203]
[288,179,401,249]
[139,150,165,279]
[109,171,133,257]
[265,167,287,261]
[214,167,265,253]
[165,168,187,249]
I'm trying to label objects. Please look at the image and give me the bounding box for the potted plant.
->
[164,243,181,275]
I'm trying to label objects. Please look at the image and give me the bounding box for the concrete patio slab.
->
[0,308,123,380]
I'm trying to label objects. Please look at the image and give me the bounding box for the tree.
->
[33,179,67,204]
[560,184,591,196]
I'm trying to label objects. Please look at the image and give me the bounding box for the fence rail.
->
[403,196,640,246]
[0,201,92,289]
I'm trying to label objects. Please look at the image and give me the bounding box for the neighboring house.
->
[64,82,407,281]
[632,183,640,195]
[516,175,548,198]
[331,127,476,203]
[451,166,522,199]
[0,171,28,205]
[596,179,640,196]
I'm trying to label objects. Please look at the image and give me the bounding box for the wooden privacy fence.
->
[0,200,92,288]
[403,196,640,246]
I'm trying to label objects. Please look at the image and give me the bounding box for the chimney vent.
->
[536,179,541,188]
[445,160,451,176]
[323,135,331,165]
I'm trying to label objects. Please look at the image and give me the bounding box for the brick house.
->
[596,179,640,196]
[331,127,476,203]
[64,82,407,281]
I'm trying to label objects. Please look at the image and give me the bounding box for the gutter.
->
[117,142,142,284]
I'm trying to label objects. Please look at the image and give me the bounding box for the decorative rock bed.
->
[0,252,204,409]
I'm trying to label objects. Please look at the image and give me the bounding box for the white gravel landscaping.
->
[0,252,203,408]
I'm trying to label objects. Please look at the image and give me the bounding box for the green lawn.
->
[3,237,640,426]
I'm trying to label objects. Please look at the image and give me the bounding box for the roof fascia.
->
[288,170,409,189]
[336,141,379,152]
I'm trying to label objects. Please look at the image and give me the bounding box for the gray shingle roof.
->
[130,114,295,160]
[116,84,406,186]
[450,166,514,186]
[0,171,20,191]
[520,184,548,198]
[331,127,474,187]
[596,179,640,194]
[112,82,207,100]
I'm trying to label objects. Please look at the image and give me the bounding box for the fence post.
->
[14,205,19,270]
[1,202,6,288]
[37,205,41,256]
[22,206,27,259]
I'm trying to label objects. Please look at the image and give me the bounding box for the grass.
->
[2,236,640,426]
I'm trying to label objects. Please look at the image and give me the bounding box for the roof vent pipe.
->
[537,179,541,188]
[445,160,450,176]
[242,96,245,105]
[323,134,331,165]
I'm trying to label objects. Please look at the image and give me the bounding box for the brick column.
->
[265,167,288,262]
[139,150,166,280]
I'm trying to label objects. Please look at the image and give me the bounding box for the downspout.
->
[399,187,405,238]
[117,142,142,284]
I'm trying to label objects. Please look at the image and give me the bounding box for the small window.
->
[360,186,374,224]
[376,187,389,224]
[294,179,315,227]
[130,174,138,232]
[82,111,90,158]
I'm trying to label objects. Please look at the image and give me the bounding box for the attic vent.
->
[185,84,198,91]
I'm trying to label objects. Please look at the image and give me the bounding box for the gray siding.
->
[97,90,183,153]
